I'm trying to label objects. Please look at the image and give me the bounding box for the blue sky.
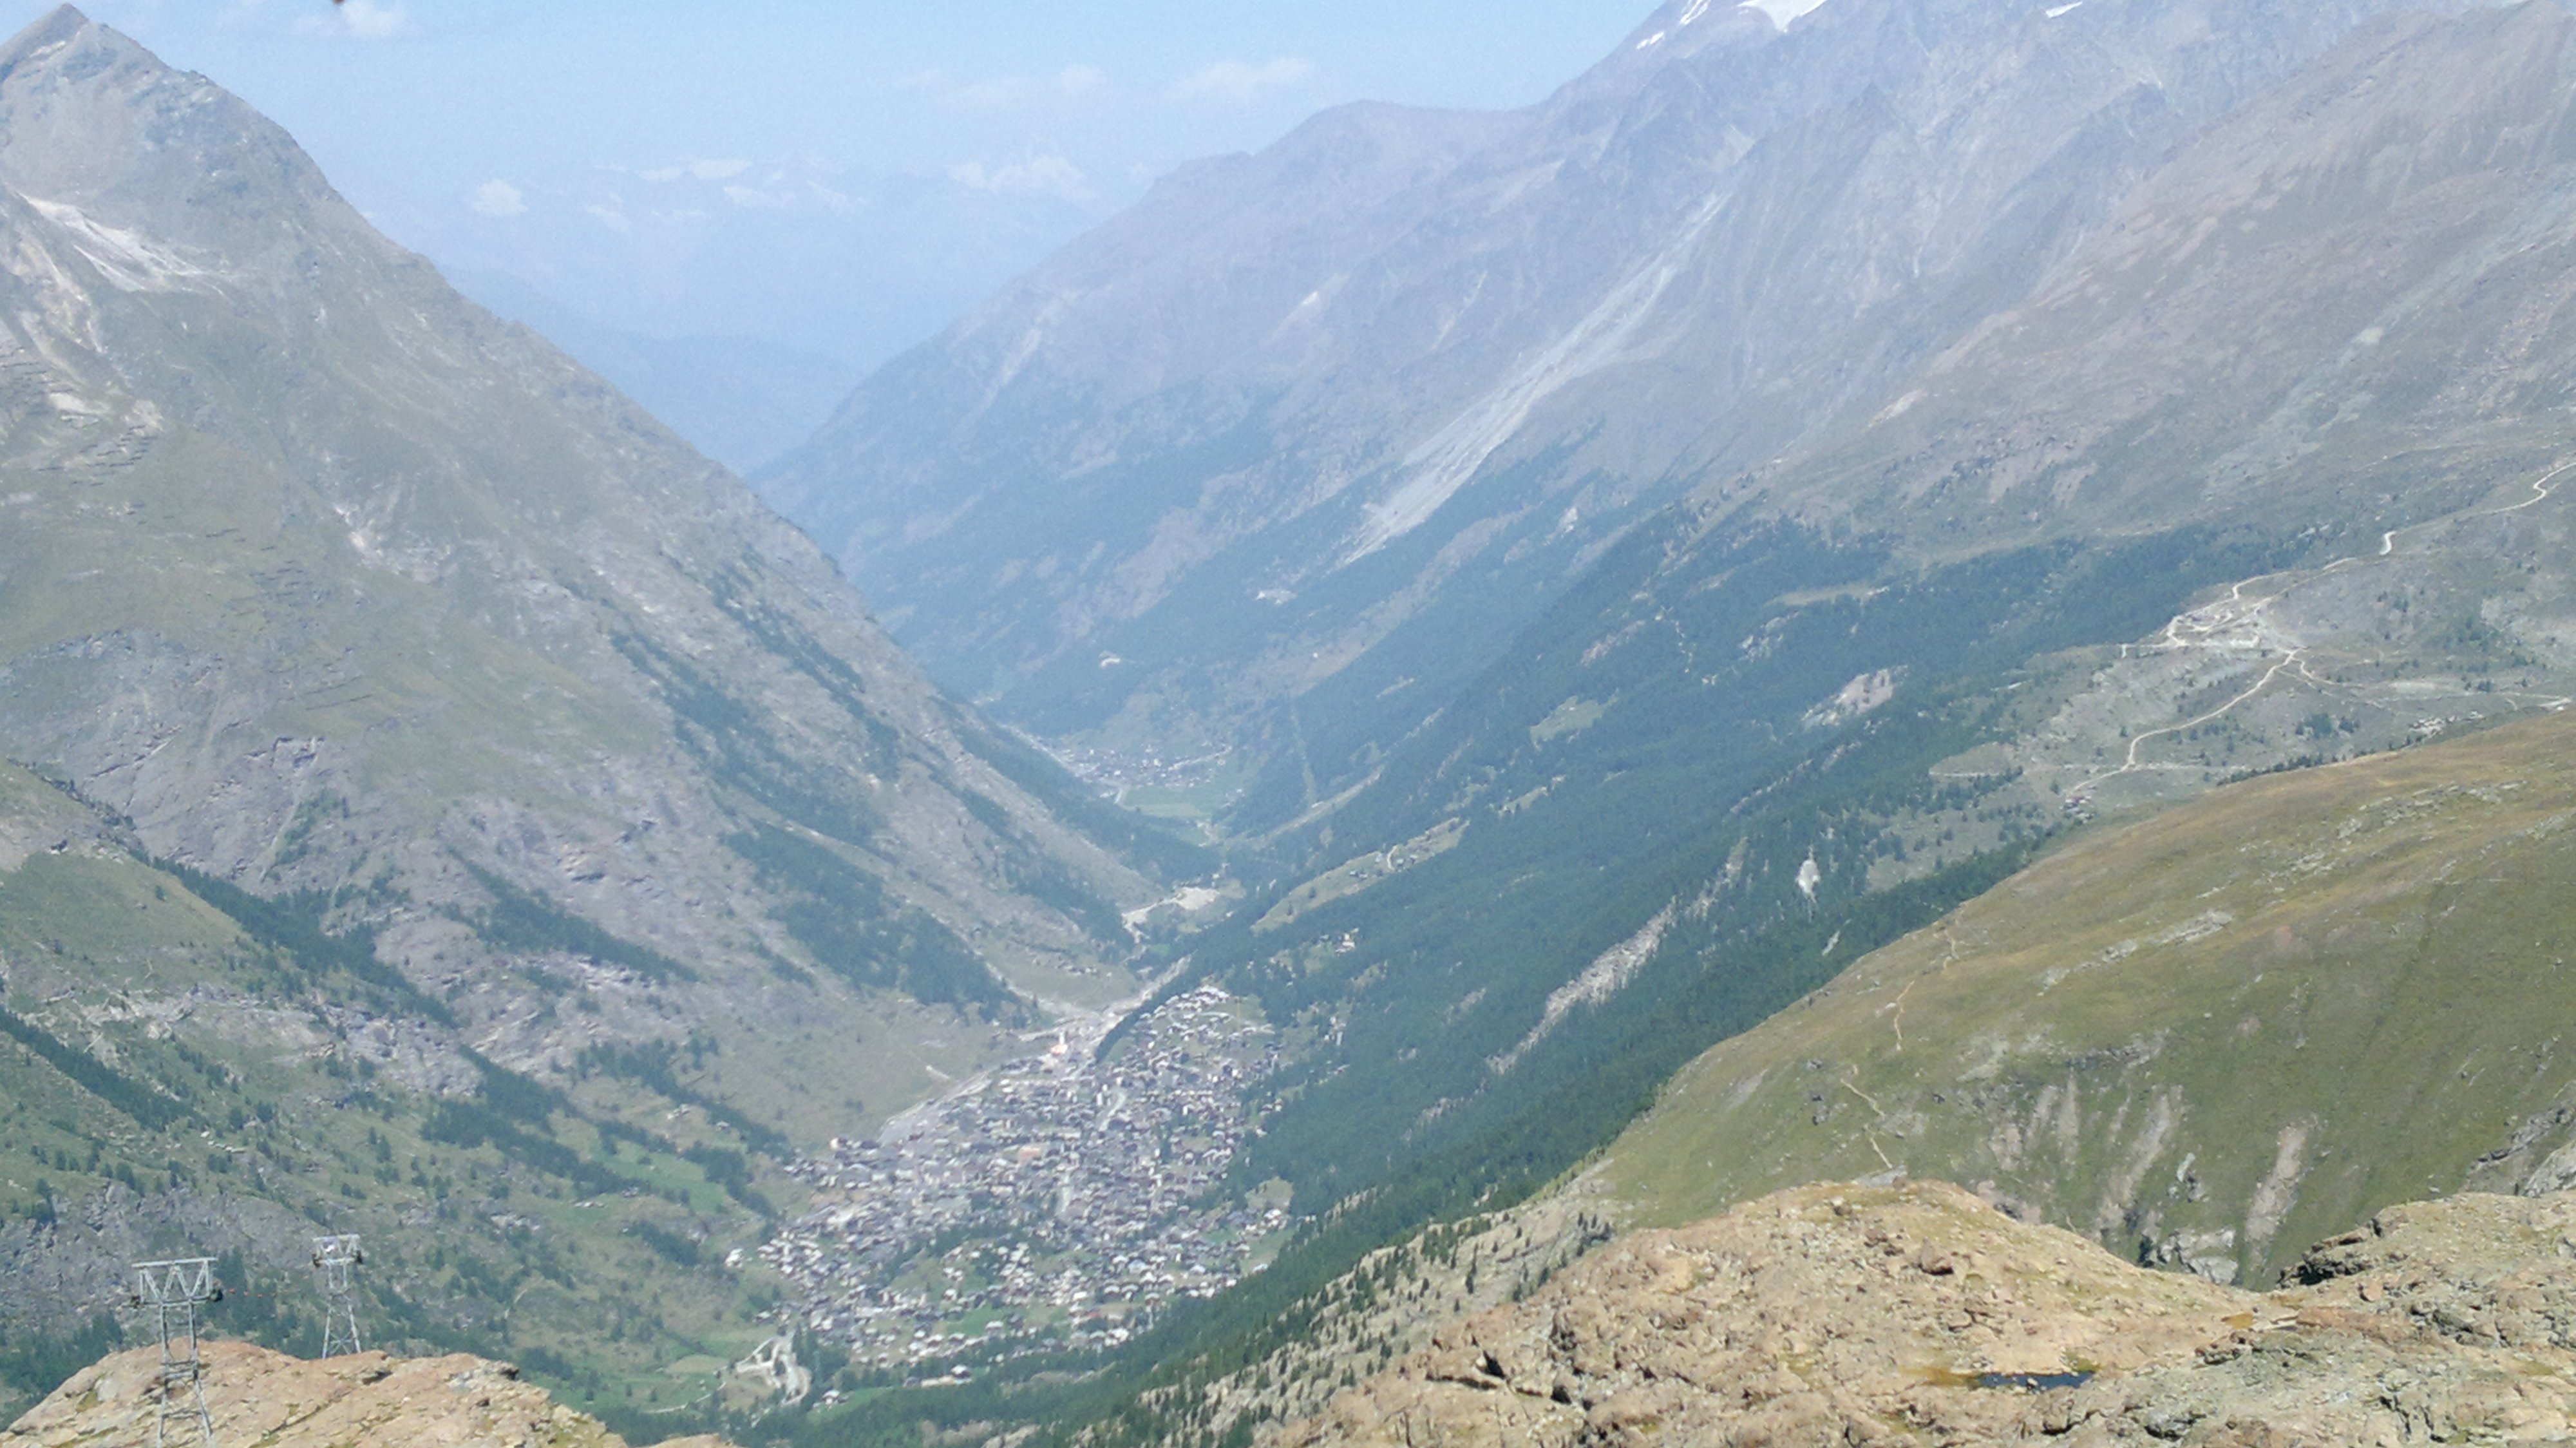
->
[5,1,1643,372]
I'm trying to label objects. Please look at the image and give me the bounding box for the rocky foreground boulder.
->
[1285,1180,2576,1446]
[2,1342,733,1448]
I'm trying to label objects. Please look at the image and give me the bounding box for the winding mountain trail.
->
[2070,649,2307,797]
[2067,461,2570,801]
[2370,461,2570,562]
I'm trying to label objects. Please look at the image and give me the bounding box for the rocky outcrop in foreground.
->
[1287,1181,2576,1446]
[3,1342,732,1448]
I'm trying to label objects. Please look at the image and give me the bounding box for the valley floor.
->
[764,984,1292,1382]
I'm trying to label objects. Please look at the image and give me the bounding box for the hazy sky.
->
[5,1,1643,370]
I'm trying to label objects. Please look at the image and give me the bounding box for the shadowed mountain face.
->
[0,6,1170,1128]
[760,0,2463,815]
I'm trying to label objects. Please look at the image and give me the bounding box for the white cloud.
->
[638,158,753,184]
[468,180,526,218]
[723,184,795,211]
[276,0,417,40]
[956,76,1030,110]
[949,156,1093,204]
[1056,65,1112,98]
[899,66,1112,111]
[1739,0,1832,28]
[218,0,419,40]
[1171,57,1314,104]
[586,204,632,234]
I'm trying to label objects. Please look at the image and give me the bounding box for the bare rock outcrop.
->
[1284,1180,2576,1447]
[2,1341,734,1448]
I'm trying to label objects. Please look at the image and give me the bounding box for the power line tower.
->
[310,1235,365,1357]
[129,1257,222,1448]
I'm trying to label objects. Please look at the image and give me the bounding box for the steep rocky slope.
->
[5,1342,733,1448]
[0,1,1197,1115]
[1286,1179,2576,1447]
[0,6,1161,1049]
[1786,1,2576,554]
[1739,0,2576,817]
[763,0,2456,810]
[0,5,1181,1422]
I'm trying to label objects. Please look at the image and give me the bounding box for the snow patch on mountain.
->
[1741,0,1830,29]
[19,193,215,293]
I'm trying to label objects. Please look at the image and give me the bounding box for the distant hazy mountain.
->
[1768,0,2576,553]
[405,155,1112,407]
[761,0,2456,819]
[447,268,860,475]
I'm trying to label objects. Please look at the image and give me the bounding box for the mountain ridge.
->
[0,6,1179,1420]
[761,0,2463,820]
[0,3,1157,1037]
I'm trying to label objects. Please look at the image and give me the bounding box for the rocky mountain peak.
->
[0,5,357,296]
[1287,1180,2576,1446]
[0,6,91,66]
[1606,0,1784,71]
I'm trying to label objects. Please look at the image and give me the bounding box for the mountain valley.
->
[891,11,2576,1403]
[7,0,2576,1445]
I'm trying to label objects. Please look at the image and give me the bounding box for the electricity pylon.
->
[310,1235,365,1357]
[129,1257,221,1447]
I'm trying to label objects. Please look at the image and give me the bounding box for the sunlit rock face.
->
[1285,1181,2576,1448]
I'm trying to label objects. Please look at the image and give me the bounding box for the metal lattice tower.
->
[310,1235,365,1358]
[129,1257,221,1448]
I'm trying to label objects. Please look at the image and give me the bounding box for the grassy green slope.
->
[1604,710,2576,1286]
[0,766,795,1433]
